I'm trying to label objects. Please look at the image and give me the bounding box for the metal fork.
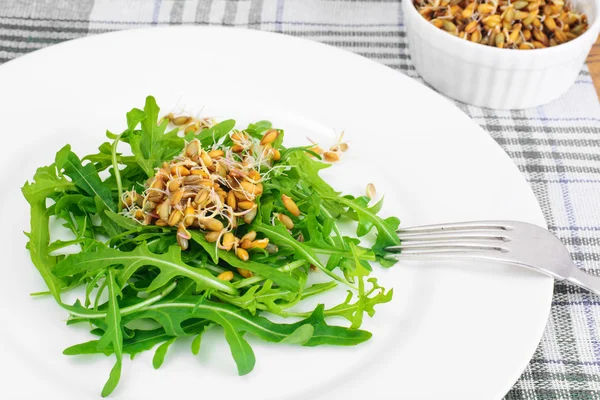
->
[385,220,600,296]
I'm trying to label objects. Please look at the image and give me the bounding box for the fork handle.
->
[565,267,600,297]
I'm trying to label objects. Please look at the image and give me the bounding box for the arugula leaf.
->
[220,318,256,375]
[252,221,352,288]
[53,242,238,295]
[302,197,341,251]
[324,195,400,253]
[280,324,314,345]
[214,280,300,315]
[55,145,116,212]
[195,119,236,147]
[126,108,146,131]
[64,319,211,359]
[152,338,176,369]
[56,206,91,240]
[22,165,75,201]
[119,298,371,373]
[63,340,106,356]
[54,194,94,215]
[68,295,371,376]
[300,305,373,346]
[377,255,398,268]
[129,96,183,177]
[95,197,122,238]
[300,282,339,300]
[22,166,74,301]
[104,210,144,231]
[191,323,211,356]
[316,279,392,327]
[245,120,272,137]
[96,268,123,398]
[233,260,307,289]
[348,242,370,329]
[287,151,344,216]
[105,163,147,194]
[48,238,88,253]
[83,150,136,170]
[190,231,300,292]
[23,203,64,301]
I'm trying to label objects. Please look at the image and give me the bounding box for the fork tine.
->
[397,221,511,234]
[398,231,511,242]
[385,250,505,262]
[387,240,508,253]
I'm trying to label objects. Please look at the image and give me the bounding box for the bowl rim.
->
[404,0,600,57]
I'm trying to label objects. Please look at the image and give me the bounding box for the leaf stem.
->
[320,205,347,249]
[312,248,376,260]
[48,238,88,253]
[94,280,108,311]
[112,133,124,213]
[233,260,307,289]
[104,228,140,246]
[253,223,357,290]
[65,281,179,320]
[187,259,228,275]
[322,195,400,246]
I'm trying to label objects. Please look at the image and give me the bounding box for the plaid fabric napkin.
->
[2,0,599,398]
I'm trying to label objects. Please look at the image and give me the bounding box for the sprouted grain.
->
[413,0,588,49]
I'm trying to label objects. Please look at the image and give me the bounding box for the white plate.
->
[0,27,552,400]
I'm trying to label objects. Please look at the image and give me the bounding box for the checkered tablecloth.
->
[2,0,600,398]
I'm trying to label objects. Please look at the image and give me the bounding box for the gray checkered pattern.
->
[2,1,600,398]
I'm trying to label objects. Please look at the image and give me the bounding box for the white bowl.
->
[404,0,600,109]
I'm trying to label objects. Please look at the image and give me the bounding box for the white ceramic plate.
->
[0,27,552,400]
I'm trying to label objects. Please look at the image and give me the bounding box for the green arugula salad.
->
[22,96,400,397]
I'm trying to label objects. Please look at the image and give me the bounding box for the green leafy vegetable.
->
[104,209,143,231]
[325,195,400,252]
[64,319,211,359]
[152,338,176,369]
[97,268,123,397]
[22,165,74,301]
[22,165,75,200]
[129,96,183,177]
[22,96,401,396]
[55,145,116,212]
[280,324,314,345]
[194,119,236,147]
[190,231,300,292]
[53,242,238,295]
[191,323,211,355]
[252,221,352,287]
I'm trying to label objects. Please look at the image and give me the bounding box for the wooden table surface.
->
[589,35,600,99]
